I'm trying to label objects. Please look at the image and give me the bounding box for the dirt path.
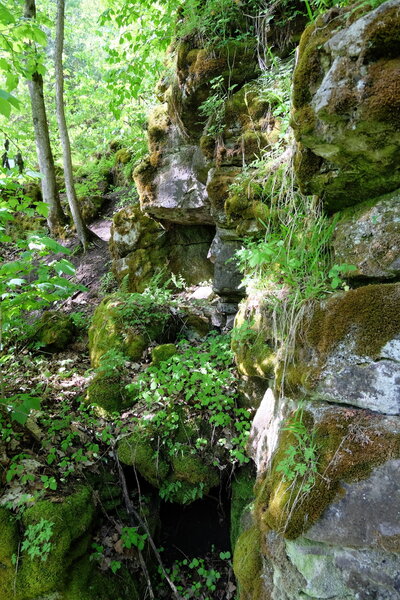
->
[61,192,121,312]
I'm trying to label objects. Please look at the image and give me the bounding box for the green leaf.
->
[34,202,48,217]
[0,4,15,25]
[0,96,11,118]
[53,259,76,276]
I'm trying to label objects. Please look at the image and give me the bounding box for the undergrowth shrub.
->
[126,333,251,469]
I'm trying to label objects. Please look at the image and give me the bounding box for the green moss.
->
[147,104,170,154]
[88,294,151,368]
[115,149,131,165]
[364,58,400,128]
[254,406,400,540]
[86,373,126,412]
[306,283,400,360]
[151,344,177,365]
[14,487,94,599]
[118,247,169,293]
[199,135,216,159]
[232,307,276,379]
[363,4,400,62]
[233,526,263,600]
[35,311,75,352]
[230,466,255,550]
[171,449,219,489]
[117,428,170,487]
[0,507,18,599]
[65,556,139,600]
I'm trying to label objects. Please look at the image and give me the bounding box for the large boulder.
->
[110,205,214,289]
[292,0,400,211]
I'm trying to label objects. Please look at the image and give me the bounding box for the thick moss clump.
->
[118,428,170,487]
[0,507,18,599]
[233,526,264,600]
[254,405,400,540]
[35,311,76,352]
[86,373,127,413]
[230,465,255,550]
[88,293,171,368]
[151,344,178,365]
[306,283,400,360]
[114,148,131,165]
[7,487,95,599]
[171,448,219,488]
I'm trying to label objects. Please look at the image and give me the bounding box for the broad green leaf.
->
[0,96,10,117]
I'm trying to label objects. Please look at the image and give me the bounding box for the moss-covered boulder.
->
[34,311,76,352]
[0,507,18,599]
[254,402,400,540]
[292,0,400,211]
[111,204,214,290]
[88,293,171,368]
[86,372,127,413]
[332,188,400,281]
[283,284,400,415]
[110,205,166,262]
[0,487,114,600]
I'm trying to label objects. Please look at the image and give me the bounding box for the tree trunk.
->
[55,0,93,251]
[24,0,67,234]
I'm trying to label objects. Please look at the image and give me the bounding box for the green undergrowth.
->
[233,155,355,386]
[117,333,252,503]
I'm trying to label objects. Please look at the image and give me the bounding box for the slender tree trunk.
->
[24,0,67,234]
[55,0,93,250]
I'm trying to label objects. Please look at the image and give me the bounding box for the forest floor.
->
[2,189,238,599]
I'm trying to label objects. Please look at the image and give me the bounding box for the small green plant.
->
[160,553,229,600]
[198,76,236,136]
[121,526,148,551]
[276,407,318,494]
[21,518,54,561]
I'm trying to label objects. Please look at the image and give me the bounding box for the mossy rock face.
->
[230,465,256,550]
[111,208,214,289]
[147,103,170,156]
[171,447,219,487]
[117,428,170,487]
[254,401,400,541]
[0,507,18,599]
[86,372,127,413]
[109,205,166,261]
[292,0,400,211]
[216,77,284,169]
[206,167,241,228]
[88,293,169,368]
[35,311,76,352]
[232,295,276,379]
[0,487,95,600]
[284,284,400,415]
[171,41,260,139]
[78,193,106,223]
[233,526,264,600]
[332,188,400,281]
